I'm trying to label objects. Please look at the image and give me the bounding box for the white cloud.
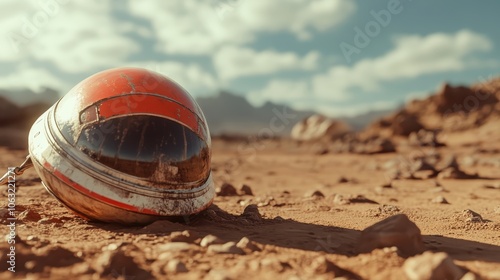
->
[313,29,493,100]
[214,46,319,80]
[0,1,140,73]
[247,79,310,106]
[129,61,217,97]
[313,101,397,117]
[248,30,494,116]
[128,0,356,55]
[0,64,68,92]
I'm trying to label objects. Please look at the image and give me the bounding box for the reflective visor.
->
[75,115,210,186]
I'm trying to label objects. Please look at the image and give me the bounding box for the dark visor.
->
[75,115,210,186]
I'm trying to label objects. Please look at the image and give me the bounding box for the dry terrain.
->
[1,133,500,279]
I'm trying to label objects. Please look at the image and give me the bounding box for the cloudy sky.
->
[0,0,499,116]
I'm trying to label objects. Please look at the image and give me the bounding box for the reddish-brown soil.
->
[1,133,500,279]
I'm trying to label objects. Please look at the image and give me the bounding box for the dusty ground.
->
[1,134,500,279]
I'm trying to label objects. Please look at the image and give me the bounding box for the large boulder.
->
[291,114,351,141]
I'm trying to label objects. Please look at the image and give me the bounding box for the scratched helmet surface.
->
[28,67,215,224]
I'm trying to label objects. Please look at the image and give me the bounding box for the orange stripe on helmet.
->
[97,94,207,141]
[43,161,160,215]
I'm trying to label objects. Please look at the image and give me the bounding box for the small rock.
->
[483,183,500,189]
[216,183,238,197]
[102,243,121,251]
[334,194,378,205]
[337,177,349,183]
[438,167,478,180]
[462,209,484,223]
[240,184,254,196]
[242,204,262,221]
[26,235,39,242]
[236,237,260,252]
[378,204,401,215]
[310,256,359,278]
[166,259,188,273]
[94,250,151,278]
[157,242,195,252]
[200,235,225,247]
[18,209,42,222]
[333,194,349,205]
[304,190,325,198]
[460,272,480,280]
[380,182,393,189]
[432,196,449,204]
[0,209,10,219]
[403,251,465,280]
[206,269,232,280]
[440,155,460,170]
[170,230,198,243]
[38,217,62,224]
[260,258,285,272]
[208,242,244,255]
[358,214,425,256]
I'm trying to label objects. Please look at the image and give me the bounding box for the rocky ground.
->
[0,132,500,280]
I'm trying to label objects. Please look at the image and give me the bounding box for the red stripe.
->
[97,94,205,139]
[43,161,159,215]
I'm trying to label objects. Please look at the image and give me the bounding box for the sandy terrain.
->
[0,133,499,280]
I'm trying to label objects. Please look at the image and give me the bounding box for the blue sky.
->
[0,0,499,116]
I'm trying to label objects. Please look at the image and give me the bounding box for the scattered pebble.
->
[437,167,478,180]
[337,177,349,183]
[200,235,225,247]
[304,190,325,198]
[18,209,42,222]
[94,249,151,278]
[260,258,285,272]
[26,235,39,242]
[358,214,425,256]
[333,194,378,205]
[0,209,10,219]
[157,242,195,252]
[170,230,198,243]
[236,237,260,252]
[462,209,484,223]
[38,217,62,224]
[208,242,244,255]
[483,183,500,189]
[310,256,358,278]
[240,184,254,196]
[216,183,238,197]
[242,204,262,221]
[403,252,465,280]
[432,196,450,204]
[166,259,188,273]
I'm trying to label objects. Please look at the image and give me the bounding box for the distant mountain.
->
[0,87,59,107]
[337,108,399,131]
[196,91,316,135]
[196,91,394,135]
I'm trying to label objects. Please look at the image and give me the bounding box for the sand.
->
[0,135,500,280]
